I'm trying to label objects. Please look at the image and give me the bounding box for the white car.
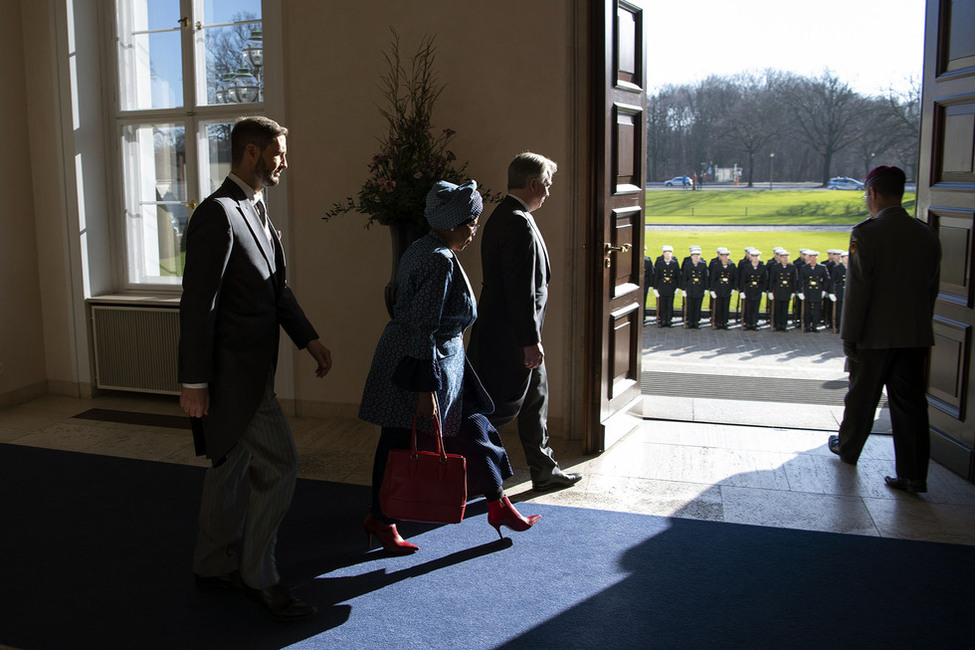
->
[663,176,691,187]
[827,176,864,190]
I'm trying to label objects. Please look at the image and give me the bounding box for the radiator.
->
[90,305,180,395]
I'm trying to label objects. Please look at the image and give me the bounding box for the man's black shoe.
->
[884,476,927,493]
[195,570,243,591]
[828,435,856,465]
[533,472,583,492]
[245,584,317,621]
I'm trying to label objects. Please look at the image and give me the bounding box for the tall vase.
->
[385,220,427,318]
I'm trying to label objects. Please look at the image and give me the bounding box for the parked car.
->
[827,176,864,190]
[664,176,691,187]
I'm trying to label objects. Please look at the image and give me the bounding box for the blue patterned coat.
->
[359,230,493,436]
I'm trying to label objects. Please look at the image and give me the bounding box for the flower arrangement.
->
[323,30,499,229]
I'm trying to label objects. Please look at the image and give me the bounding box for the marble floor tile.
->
[84,428,190,462]
[863,497,975,545]
[11,421,118,452]
[720,486,881,536]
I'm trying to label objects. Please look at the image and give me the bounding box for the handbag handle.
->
[411,413,448,462]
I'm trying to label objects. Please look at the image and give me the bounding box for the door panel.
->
[587,0,647,453]
[919,0,975,479]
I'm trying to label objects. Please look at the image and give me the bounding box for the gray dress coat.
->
[359,230,493,437]
[178,178,318,461]
[467,196,551,406]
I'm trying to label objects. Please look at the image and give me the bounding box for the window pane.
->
[201,122,234,194]
[116,0,183,110]
[121,124,187,285]
[197,0,263,106]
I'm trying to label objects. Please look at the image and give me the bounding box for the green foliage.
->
[323,31,500,229]
[645,190,917,225]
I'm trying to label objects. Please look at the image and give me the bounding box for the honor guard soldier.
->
[653,245,681,327]
[644,250,653,320]
[792,248,809,324]
[830,251,848,331]
[767,250,797,331]
[823,249,840,328]
[739,249,767,330]
[798,250,831,332]
[681,245,700,274]
[682,246,708,328]
[709,247,737,329]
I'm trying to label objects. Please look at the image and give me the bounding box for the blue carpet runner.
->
[1,443,971,649]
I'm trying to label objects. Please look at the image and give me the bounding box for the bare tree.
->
[780,70,864,185]
[723,71,784,187]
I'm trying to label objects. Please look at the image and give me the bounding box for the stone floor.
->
[2,383,975,546]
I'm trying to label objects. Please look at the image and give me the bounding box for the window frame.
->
[105,0,279,294]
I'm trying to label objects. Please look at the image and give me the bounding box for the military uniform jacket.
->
[768,261,797,300]
[653,258,681,296]
[710,263,737,297]
[798,263,830,300]
[841,206,941,349]
[682,261,709,298]
[830,264,847,300]
[739,262,767,299]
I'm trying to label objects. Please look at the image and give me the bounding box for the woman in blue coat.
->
[359,180,540,554]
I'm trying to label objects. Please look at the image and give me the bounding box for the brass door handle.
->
[604,242,631,267]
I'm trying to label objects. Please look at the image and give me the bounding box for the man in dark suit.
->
[179,117,332,620]
[468,152,581,492]
[829,166,941,493]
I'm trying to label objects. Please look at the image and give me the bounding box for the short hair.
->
[507,152,558,190]
[865,165,906,200]
[231,116,288,165]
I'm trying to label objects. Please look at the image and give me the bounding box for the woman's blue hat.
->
[425,180,483,230]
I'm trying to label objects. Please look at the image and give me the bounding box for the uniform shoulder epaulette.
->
[851,217,873,230]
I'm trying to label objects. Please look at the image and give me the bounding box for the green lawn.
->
[646,190,917,225]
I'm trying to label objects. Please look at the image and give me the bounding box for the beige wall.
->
[0,1,47,405]
[281,0,579,434]
[3,0,584,436]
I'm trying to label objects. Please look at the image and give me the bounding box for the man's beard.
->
[255,157,281,187]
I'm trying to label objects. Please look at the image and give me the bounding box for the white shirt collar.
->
[228,173,262,205]
[508,193,531,213]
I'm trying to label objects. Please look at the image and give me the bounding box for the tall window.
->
[114,0,264,286]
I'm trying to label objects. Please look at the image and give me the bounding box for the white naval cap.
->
[661,245,673,252]
[716,247,730,255]
[750,249,762,256]
[799,248,810,254]
[780,250,791,256]
[841,250,848,256]
[772,247,785,254]
[807,250,820,256]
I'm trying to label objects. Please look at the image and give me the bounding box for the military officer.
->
[797,250,831,332]
[823,249,841,329]
[709,247,737,330]
[682,246,708,328]
[767,249,797,331]
[652,245,681,327]
[830,251,848,331]
[739,249,767,331]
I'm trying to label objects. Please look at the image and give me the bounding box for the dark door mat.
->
[72,408,190,430]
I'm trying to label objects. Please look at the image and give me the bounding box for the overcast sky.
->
[647,0,924,96]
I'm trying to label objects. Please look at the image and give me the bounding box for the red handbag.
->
[379,414,467,524]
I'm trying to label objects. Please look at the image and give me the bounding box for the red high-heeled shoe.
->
[487,496,541,539]
[363,514,419,555]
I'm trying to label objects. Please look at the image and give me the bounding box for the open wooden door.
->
[585,0,647,453]
[918,0,975,480]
